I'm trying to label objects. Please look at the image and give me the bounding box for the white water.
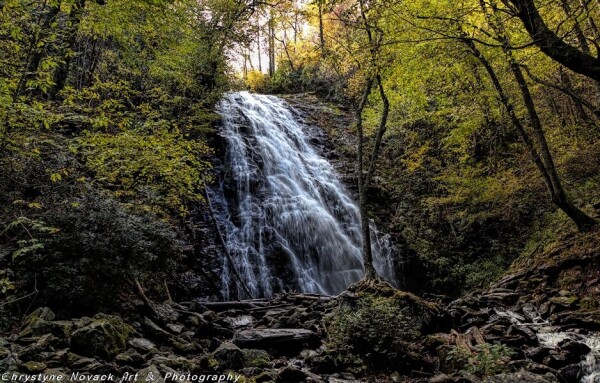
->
[538,330,600,382]
[496,308,600,382]
[211,91,398,299]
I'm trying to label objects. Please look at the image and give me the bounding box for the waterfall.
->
[210,91,398,300]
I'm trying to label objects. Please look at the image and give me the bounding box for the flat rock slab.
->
[233,328,317,350]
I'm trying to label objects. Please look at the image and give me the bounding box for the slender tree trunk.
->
[51,0,86,98]
[318,0,325,50]
[355,78,377,279]
[365,75,389,188]
[509,59,596,231]
[268,12,275,77]
[256,13,262,73]
[560,0,591,53]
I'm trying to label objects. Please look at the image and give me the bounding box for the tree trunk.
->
[463,37,596,232]
[559,0,591,54]
[51,0,86,98]
[504,0,600,82]
[355,77,378,280]
[318,0,325,50]
[268,12,275,77]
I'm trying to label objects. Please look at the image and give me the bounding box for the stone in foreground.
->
[233,328,318,352]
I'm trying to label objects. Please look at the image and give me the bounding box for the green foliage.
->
[15,191,181,310]
[446,344,514,377]
[326,295,421,371]
[78,127,212,215]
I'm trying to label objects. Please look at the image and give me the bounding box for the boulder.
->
[484,370,559,383]
[242,349,271,368]
[276,366,308,383]
[212,342,244,369]
[70,315,132,360]
[128,338,157,354]
[233,328,317,351]
[549,296,579,308]
[23,361,47,373]
[19,307,56,337]
[559,363,583,382]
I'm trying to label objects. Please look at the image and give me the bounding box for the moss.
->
[70,315,133,360]
[242,349,271,368]
[23,361,47,373]
[326,285,433,371]
[580,296,598,311]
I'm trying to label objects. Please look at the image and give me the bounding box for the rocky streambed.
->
[0,292,353,383]
[2,249,600,383]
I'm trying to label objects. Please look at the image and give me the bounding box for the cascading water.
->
[496,309,600,382]
[210,91,398,300]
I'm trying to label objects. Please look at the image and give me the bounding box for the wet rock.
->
[142,317,172,340]
[429,374,453,383]
[166,324,185,334]
[19,307,56,337]
[558,363,583,382]
[212,342,244,369]
[149,302,180,324]
[20,334,59,361]
[135,365,164,383]
[556,311,600,330]
[558,339,591,357]
[549,296,579,308]
[233,328,318,351]
[255,371,277,383]
[483,370,559,382]
[70,315,133,360]
[115,348,144,367]
[172,338,198,353]
[128,338,157,354]
[524,346,550,362]
[276,366,308,383]
[224,315,253,329]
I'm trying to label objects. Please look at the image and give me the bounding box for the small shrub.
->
[326,295,422,371]
[446,343,514,377]
[12,191,181,312]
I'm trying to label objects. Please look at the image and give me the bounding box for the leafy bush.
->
[14,191,181,312]
[326,295,422,371]
[245,70,269,93]
[0,136,182,314]
[446,343,514,377]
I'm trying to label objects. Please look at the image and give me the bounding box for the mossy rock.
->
[328,278,437,371]
[212,342,244,369]
[23,361,47,373]
[19,307,56,337]
[242,349,271,368]
[344,278,441,331]
[70,314,133,360]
